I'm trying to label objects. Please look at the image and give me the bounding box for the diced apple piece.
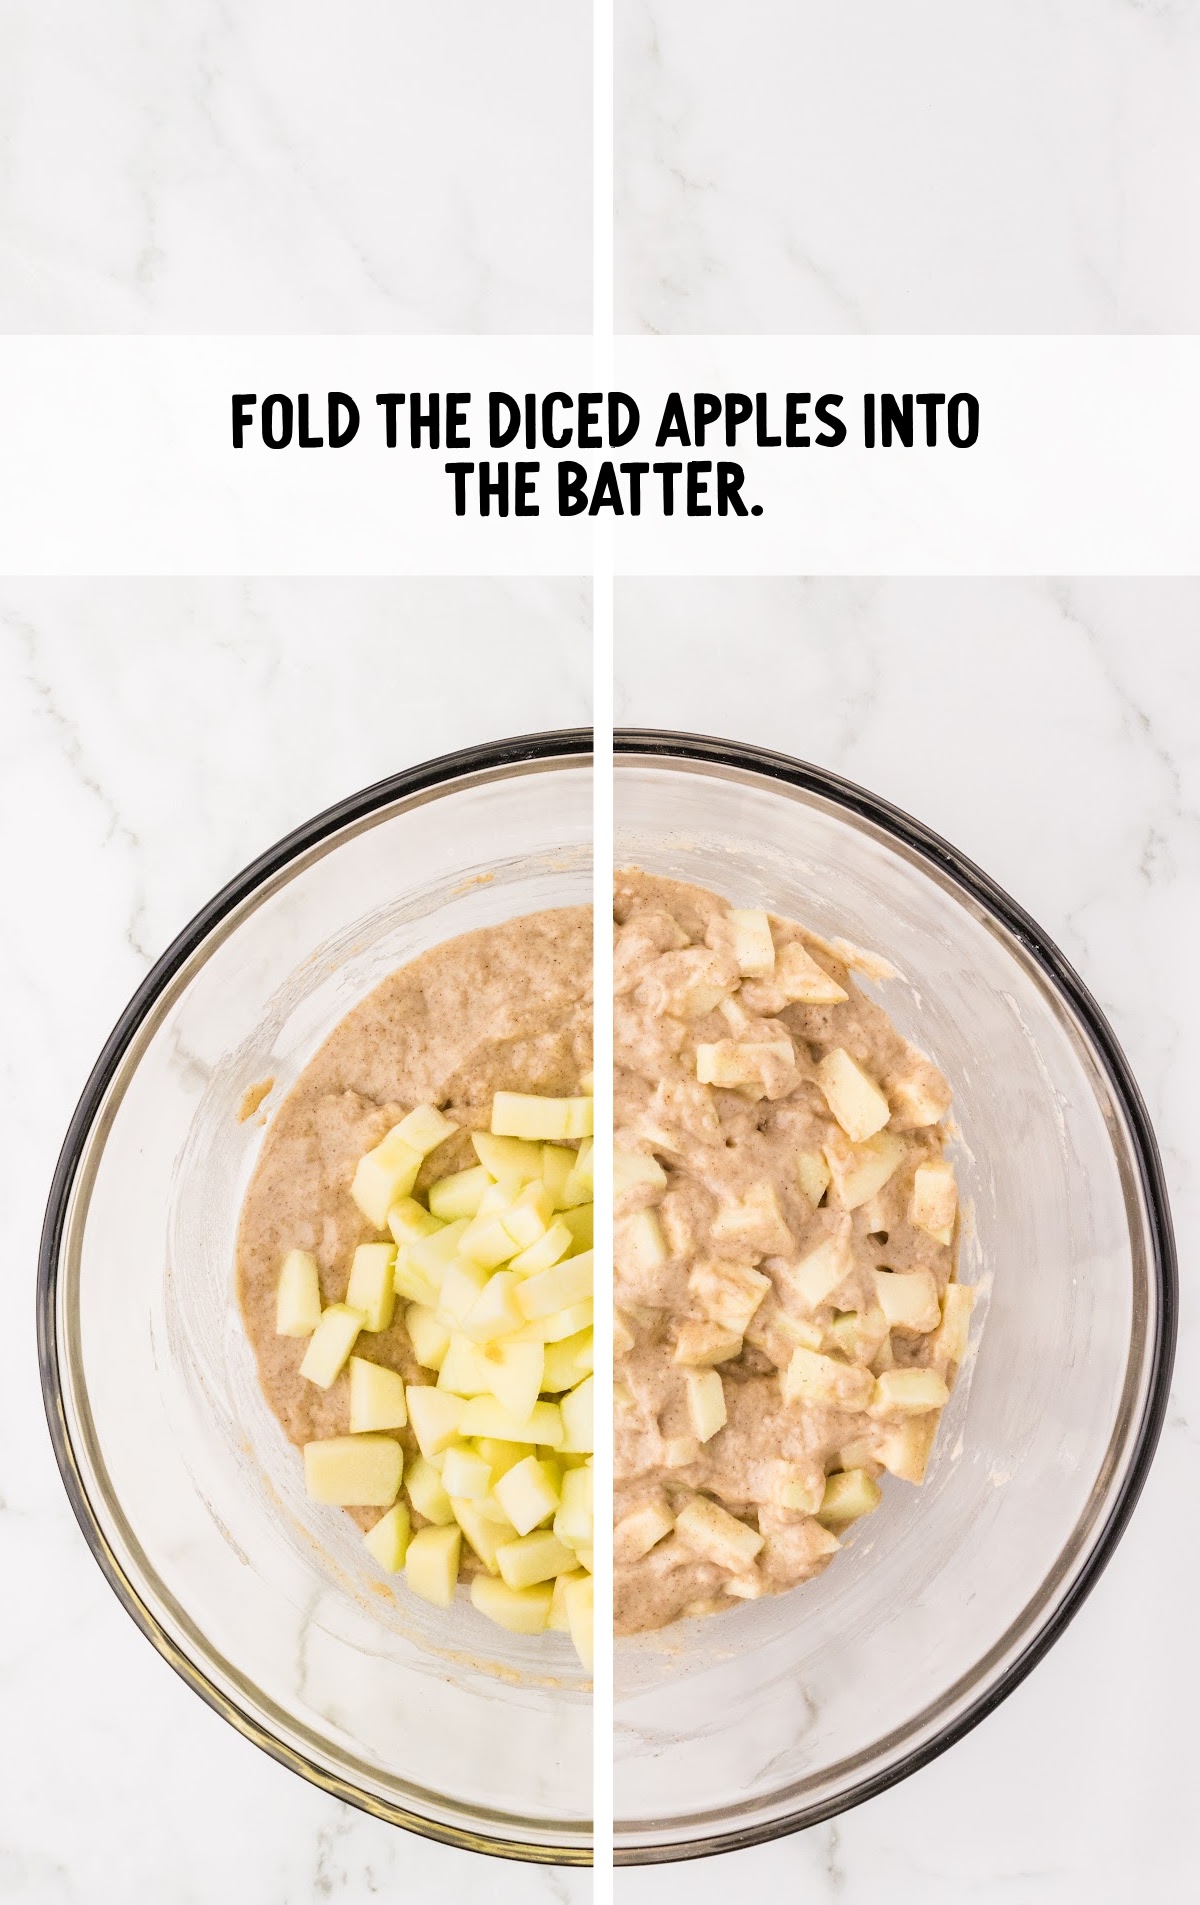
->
[350,1128,424,1229]
[788,1228,852,1311]
[492,1092,594,1142]
[345,1242,397,1333]
[549,1567,588,1631]
[387,1198,445,1247]
[516,1251,593,1320]
[818,1050,891,1144]
[457,1211,519,1271]
[889,1057,952,1128]
[819,1467,882,1527]
[909,1158,958,1245]
[559,1376,593,1455]
[933,1282,976,1367]
[613,1146,668,1198]
[509,1220,573,1274]
[394,1104,458,1157]
[872,1368,950,1415]
[406,1385,465,1457]
[471,1131,544,1183]
[479,1340,545,1421]
[396,1218,470,1303]
[436,1333,492,1397]
[458,1396,564,1446]
[675,1496,764,1572]
[770,1465,825,1514]
[560,1138,594,1207]
[304,1434,402,1507]
[696,1039,796,1092]
[826,1306,889,1365]
[475,1437,527,1483]
[496,1529,577,1590]
[617,1209,667,1276]
[542,1328,594,1393]
[495,1454,561,1535]
[688,1258,771,1335]
[405,1454,455,1525]
[459,1271,522,1344]
[684,1368,727,1443]
[774,940,848,1004]
[470,1573,552,1633]
[440,1442,492,1500]
[539,1143,576,1207]
[709,1183,794,1255]
[560,1203,594,1254]
[348,1356,407,1432]
[275,1250,322,1338]
[783,1345,875,1410]
[405,1524,461,1607]
[673,1320,742,1367]
[563,1572,593,1669]
[298,1304,363,1388]
[796,1149,831,1208]
[826,1131,906,1212]
[729,907,775,976]
[615,1499,675,1562]
[873,1268,941,1334]
[428,1165,490,1222]
[405,1302,450,1372]
[511,1299,594,1345]
[437,1258,492,1325]
[364,1501,411,1572]
[553,1465,593,1548]
[391,1249,440,1308]
[876,1414,938,1483]
[500,1179,554,1250]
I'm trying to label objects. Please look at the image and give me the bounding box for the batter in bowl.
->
[614,871,972,1635]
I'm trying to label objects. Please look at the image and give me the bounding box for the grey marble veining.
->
[615,0,1200,334]
[0,1,592,333]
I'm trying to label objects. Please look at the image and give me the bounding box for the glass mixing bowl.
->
[613,730,1176,1864]
[38,731,594,1865]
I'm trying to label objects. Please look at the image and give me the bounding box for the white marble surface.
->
[615,576,1199,1901]
[0,0,591,333]
[0,577,591,1903]
[615,0,1200,334]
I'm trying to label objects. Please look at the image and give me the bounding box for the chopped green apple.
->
[783,1345,875,1410]
[405,1524,461,1607]
[471,1130,544,1183]
[458,1395,563,1446]
[462,1271,524,1343]
[404,1453,455,1525]
[614,1499,674,1563]
[494,1454,561,1535]
[298,1303,364,1388]
[617,1208,668,1275]
[470,1573,552,1634]
[559,1203,594,1254]
[304,1434,402,1507]
[387,1196,445,1246]
[541,1328,594,1392]
[909,1158,958,1244]
[684,1368,727,1443]
[871,1367,950,1415]
[787,1229,852,1310]
[563,1572,593,1669]
[440,1442,492,1500]
[876,1414,938,1483]
[275,1249,322,1338]
[406,1384,465,1457]
[688,1258,771,1334]
[817,1049,892,1144]
[475,1437,527,1484]
[435,1332,491,1396]
[674,1496,764,1572]
[515,1250,594,1322]
[873,1267,941,1333]
[509,1220,573,1274]
[728,907,775,976]
[559,1376,593,1454]
[492,1092,594,1142]
[933,1282,975,1366]
[345,1242,397,1333]
[825,1130,906,1211]
[350,1127,424,1229]
[819,1467,882,1527]
[553,1465,592,1547]
[348,1356,407,1432]
[428,1164,491,1222]
[673,1319,742,1366]
[364,1501,411,1572]
[437,1257,492,1324]
[496,1529,577,1590]
[796,1149,832,1208]
[479,1339,545,1421]
[405,1302,450,1371]
[613,1146,668,1198]
[393,1104,458,1156]
[773,940,848,1004]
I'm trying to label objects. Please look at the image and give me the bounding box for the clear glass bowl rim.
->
[613,727,1177,1865]
[37,728,595,1869]
[36,724,1178,1867]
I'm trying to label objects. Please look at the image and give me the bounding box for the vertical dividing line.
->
[591,0,615,1892]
